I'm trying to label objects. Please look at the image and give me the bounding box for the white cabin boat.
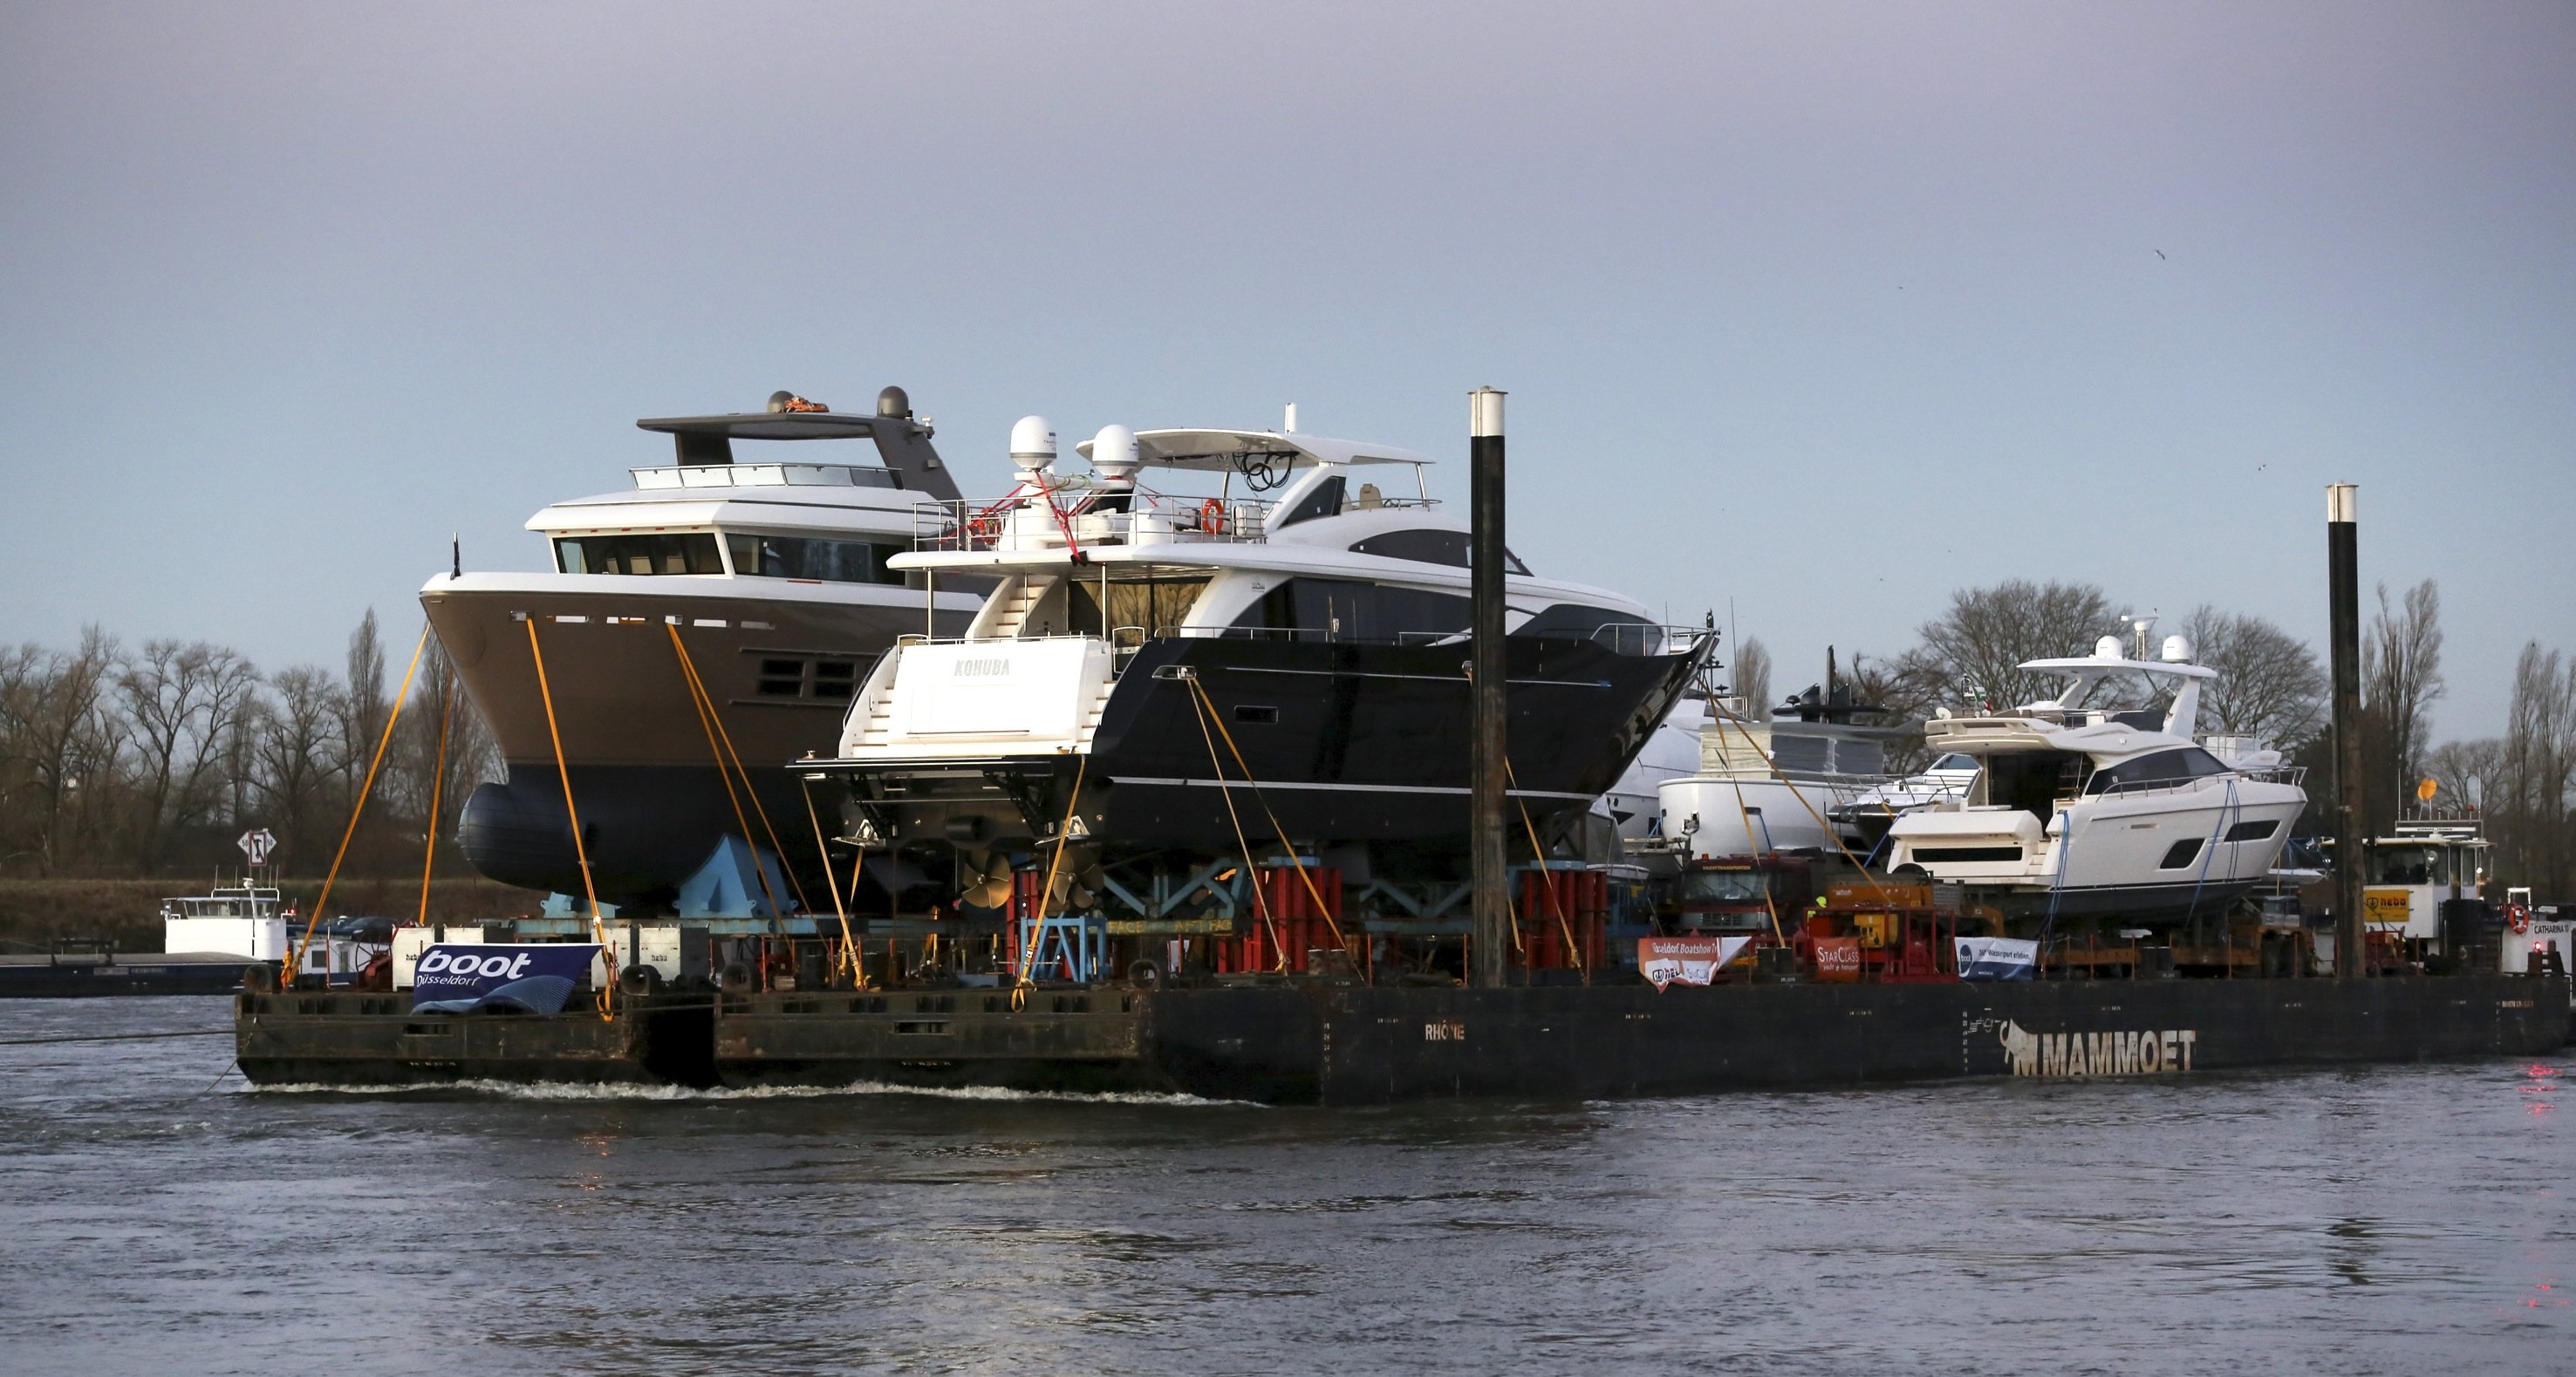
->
[1883,635,2307,919]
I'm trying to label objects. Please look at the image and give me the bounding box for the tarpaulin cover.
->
[1638,935,1753,990]
[410,944,600,1014]
[1955,937,2039,981]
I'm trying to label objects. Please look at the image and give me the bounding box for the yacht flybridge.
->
[804,415,1710,873]
[1882,634,2307,919]
[422,388,986,908]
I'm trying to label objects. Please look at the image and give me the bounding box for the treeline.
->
[0,612,497,880]
[1740,577,2576,896]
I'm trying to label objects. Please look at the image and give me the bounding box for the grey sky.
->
[4,2,2570,740]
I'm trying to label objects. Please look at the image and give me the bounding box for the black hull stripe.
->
[1221,665,1615,689]
[1109,775,1594,801]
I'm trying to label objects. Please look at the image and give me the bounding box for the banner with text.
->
[1955,937,2039,981]
[1638,936,1753,990]
[410,944,600,1014]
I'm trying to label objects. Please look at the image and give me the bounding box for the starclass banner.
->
[1638,936,1753,990]
[410,944,600,1014]
[1955,937,2039,981]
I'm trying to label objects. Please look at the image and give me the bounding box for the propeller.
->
[959,850,1015,910]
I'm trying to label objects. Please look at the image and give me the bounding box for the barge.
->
[234,965,2567,1102]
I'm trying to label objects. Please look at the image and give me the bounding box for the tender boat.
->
[803,415,1709,882]
[1882,634,2307,919]
[422,388,985,909]
[1830,751,1982,853]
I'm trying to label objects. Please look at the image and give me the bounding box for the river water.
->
[0,996,2567,1375]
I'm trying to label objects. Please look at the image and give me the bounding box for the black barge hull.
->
[715,977,2567,1102]
[233,977,2567,1101]
[0,955,256,999]
[234,990,718,1087]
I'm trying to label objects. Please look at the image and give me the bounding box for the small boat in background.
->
[0,879,284,998]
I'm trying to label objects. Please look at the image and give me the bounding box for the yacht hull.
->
[423,575,973,904]
[1890,781,2309,921]
[1657,775,1861,858]
[843,634,1706,855]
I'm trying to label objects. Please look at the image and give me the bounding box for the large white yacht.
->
[1882,634,2307,919]
[421,388,985,909]
[803,415,1709,884]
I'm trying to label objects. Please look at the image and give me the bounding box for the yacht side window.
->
[1273,476,1347,528]
[1346,528,1532,574]
[722,533,905,584]
[555,533,724,576]
[1932,753,1979,772]
[1233,577,1471,642]
[2083,746,2228,795]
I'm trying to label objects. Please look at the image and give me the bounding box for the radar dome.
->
[2161,634,2192,663]
[1009,415,1057,467]
[1090,425,1139,482]
[2094,635,2124,659]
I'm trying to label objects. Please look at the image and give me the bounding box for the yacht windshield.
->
[556,533,724,576]
[723,534,907,584]
[2083,747,2229,795]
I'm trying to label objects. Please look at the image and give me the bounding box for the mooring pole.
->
[1469,388,1510,989]
[2327,483,2364,979]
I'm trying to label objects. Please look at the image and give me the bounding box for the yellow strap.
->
[665,624,788,924]
[1183,681,1285,969]
[288,623,428,985]
[1709,708,1787,945]
[414,673,452,930]
[527,617,613,1020]
[1017,754,1088,991]
[1504,758,1587,981]
[800,781,866,988]
[1717,706,1891,904]
[1182,676,1349,951]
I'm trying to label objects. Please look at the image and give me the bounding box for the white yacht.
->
[804,415,1709,881]
[1882,635,2307,919]
[421,388,985,909]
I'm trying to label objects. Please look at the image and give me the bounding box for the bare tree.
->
[10,629,121,873]
[2181,604,2327,749]
[255,665,346,873]
[1729,637,1772,716]
[115,640,259,868]
[388,639,501,871]
[1913,580,2116,712]
[2425,738,2505,815]
[2363,579,2443,828]
[1845,647,1949,774]
[2499,643,2574,894]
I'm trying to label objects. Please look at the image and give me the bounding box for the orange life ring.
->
[1200,498,1227,535]
[2507,903,2532,935]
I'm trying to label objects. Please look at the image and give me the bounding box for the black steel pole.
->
[2327,483,2364,979]
[1470,388,1510,989]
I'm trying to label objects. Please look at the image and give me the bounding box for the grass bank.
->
[0,876,550,954]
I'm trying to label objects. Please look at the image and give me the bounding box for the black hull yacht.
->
[802,415,1708,890]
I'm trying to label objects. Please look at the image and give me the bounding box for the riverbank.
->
[0,876,546,954]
